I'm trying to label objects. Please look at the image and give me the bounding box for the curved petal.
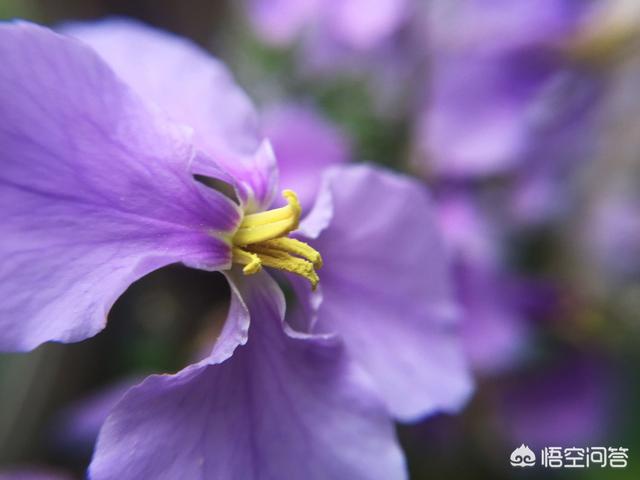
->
[306,165,473,421]
[296,171,334,240]
[90,272,406,480]
[0,22,240,351]
[263,103,349,210]
[62,18,277,210]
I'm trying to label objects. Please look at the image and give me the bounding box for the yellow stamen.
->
[233,189,301,245]
[239,190,301,228]
[252,250,319,290]
[232,247,262,275]
[231,190,322,289]
[255,237,323,269]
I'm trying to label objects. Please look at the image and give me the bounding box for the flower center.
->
[231,190,322,289]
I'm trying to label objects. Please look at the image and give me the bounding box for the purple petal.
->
[434,192,528,373]
[585,187,640,277]
[421,0,595,177]
[247,0,407,51]
[247,0,319,46]
[305,165,473,421]
[327,0,408,50]
[429,0,589,54]
[296,171,335,239]
[263,103,349,209]
[52,377,142,451]
[418,55,537,176]
[434,191,501,267]
[90,271,406,480]
[62,18,277,210]
[499,357,613,450]
[0,22,240,351]
[457,265,528,374]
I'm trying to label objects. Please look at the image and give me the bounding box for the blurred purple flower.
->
[435,191,529,374]
[262,103,350,209]
[247,1,423,118]
[507,92,603,225]
[0,19,472,479]
[418,0,603,178]
[247,0,408,51]
[51,377,142,454]
[498,356,614,450]
[585,186,640,278]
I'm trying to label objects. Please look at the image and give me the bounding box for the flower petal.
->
[306,165,473,421]
[62,18,277,210]
[434,191,528,374]
[90,271,406,480]
[457,265,528,374]
[247,0,319,46]
[328,0,408,50]
[421,0,596,177]
[0,22,240,351]
[499,356,612,450]
[296,171,335,240]
[263,103,349,210]
[52,376,142,450]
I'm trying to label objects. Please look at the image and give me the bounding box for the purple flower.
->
[51,377,142,454]
[418,0,603,178]
[247,0,408,51]
[498,356,614,450]
[262,102,350,210]
[584,185,640,279]
[434,191,529,374]
[0,19,471,479]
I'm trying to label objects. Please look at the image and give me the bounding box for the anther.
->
[231,190,322,289]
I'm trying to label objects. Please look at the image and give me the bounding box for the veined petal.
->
[304,165,474,421]
[90,271,406,480]
[0,22,240,351]
[62,18,278,210]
